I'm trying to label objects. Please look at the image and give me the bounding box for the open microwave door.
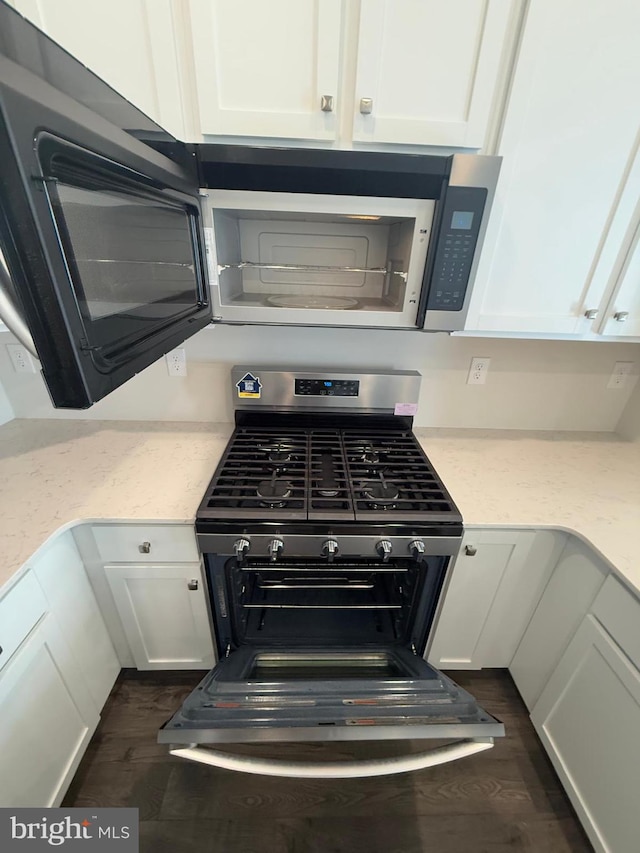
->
[158,644,504,779]
[0,9,210,409]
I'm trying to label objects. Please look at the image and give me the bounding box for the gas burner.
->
[318,486,340,497]
[269,449,292,463]
[351,445,380,465]
[256,479,293,508]
[366,500,398,511]
[361,481,400,502]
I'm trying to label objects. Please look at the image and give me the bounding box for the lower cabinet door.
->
[0,613,98,807]
[531,614,640,853]
[105,564,215,670]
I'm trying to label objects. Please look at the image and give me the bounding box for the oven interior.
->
[206,555,448,662]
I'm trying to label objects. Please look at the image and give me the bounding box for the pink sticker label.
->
[394,403,418,416]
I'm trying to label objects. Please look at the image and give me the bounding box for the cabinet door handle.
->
[359,97,374,114]
[584,308,598,319]
[464,545,477,556]
[613,311,629,322]
[320,94,334,112]
[188,579,199,591]
[138,541,151,554]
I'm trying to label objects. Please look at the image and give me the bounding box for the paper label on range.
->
[394,403,418,416]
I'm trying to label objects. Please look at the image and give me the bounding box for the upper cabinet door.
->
[189,0,342,141]
[353,0,513,148]
[6,0,190,139]
[467,0,640,335]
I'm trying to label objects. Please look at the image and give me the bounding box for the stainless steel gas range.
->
[159,367,504,778]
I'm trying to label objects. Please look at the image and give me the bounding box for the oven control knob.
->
[268,538,284,562]
[322,539,339,563]
[409,540,426,563]
[376,540,393,563]
[233,538,251,563]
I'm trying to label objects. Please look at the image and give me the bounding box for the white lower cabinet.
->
[531,613,640,853]
[0,611,98,807]
[32,533,120,709]
[105,563,215,670]
[510,536,608,710]
[427,529,564,670]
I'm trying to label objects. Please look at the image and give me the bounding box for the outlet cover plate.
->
[467,357,491,385]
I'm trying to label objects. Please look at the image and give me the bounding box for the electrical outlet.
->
[467,357,491,385]
[166,348,187,377]
[607,361,634,389]
[6,343,36,373]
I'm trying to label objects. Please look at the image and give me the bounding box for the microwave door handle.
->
[169,738,494,779]
[0,251,38,360]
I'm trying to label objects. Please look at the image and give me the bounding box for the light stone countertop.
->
[1,419,639,596]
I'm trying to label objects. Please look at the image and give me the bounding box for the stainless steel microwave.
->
[200,149,500,332]
[0,3,500,409]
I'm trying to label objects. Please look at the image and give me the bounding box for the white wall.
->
[0,374,14,425]
[1,326,639,431]
[617,379,640,441]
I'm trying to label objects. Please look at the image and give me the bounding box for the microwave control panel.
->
[426,186,488,312]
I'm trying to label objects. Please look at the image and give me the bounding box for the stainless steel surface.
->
[410,540,426,562]
[359,97,374,114]
[217,261,407,281]
[584,308,599,319]
[269,538,285,561]
[160,721,502,745]
[423,153,502,333]
[242,603,402,610]
[188,579,199,591]
[614,311,629,322]
[464,544,477,556]
[320,94,334,112]
[197,533,462,558]
[376,540,393,563]
[231,366,421,413]
[234,538,251,563]
[322,539,339,563]
[138,541,151,554]
[0,251,38,359]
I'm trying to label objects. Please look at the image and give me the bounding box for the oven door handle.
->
[169,737,494,779]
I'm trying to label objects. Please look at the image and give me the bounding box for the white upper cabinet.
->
[353,0,513,148]
[7,0,191,139]
[189,0,341,140]
[467,0,640,336]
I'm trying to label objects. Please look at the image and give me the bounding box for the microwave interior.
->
[208,191,434,322]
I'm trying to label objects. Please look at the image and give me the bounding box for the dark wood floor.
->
[63,669,592,853]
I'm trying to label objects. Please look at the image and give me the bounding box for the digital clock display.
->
[295,378,360,397]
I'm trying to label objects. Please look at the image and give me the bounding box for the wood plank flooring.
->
[63,669,593,852]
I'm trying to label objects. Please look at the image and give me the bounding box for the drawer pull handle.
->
[138,541,151,554]
[464,545,477,556]
[188,579,199,591]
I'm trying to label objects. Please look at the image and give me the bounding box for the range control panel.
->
[426,185,487,312]
[295,378,360,397]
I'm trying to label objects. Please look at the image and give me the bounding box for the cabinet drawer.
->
[591,575,640,671]
[92,524,199,564]
[0,571,48,672]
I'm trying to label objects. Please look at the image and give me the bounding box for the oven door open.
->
[158,643,504,778]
